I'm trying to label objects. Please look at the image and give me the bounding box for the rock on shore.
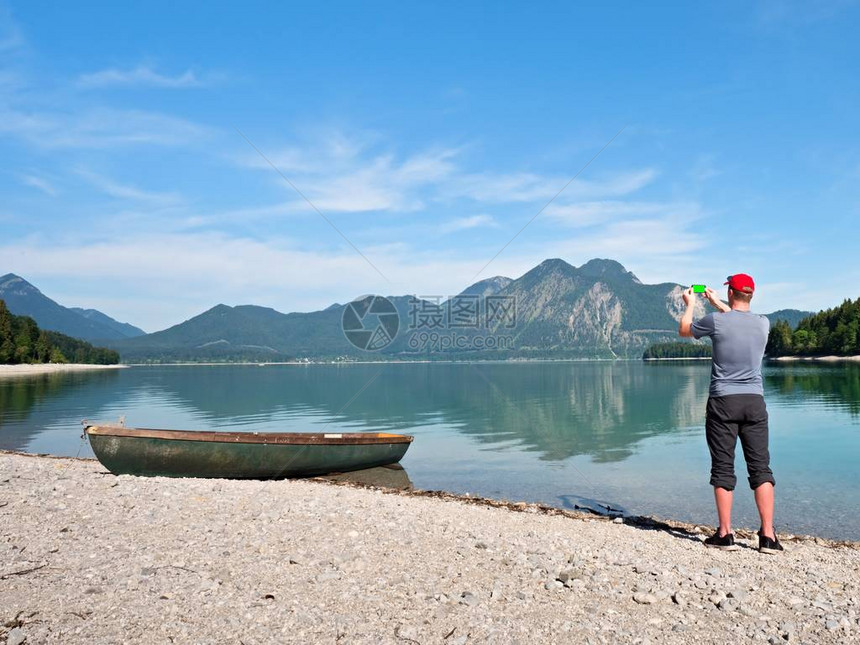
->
[1,453,858,644]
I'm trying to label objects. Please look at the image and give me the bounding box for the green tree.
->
[642,341,712,359]
[35,331,51,362]
[0,300,14,363]
[788,296,860,357]
[792,329,810,354]
[0,298,119,365]
[14,325,33,363]
[767,320,793,356]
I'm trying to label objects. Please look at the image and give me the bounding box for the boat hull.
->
[86,427,412,479]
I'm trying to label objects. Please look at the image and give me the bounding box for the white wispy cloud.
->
[91,200,313,236]
[0,29,211,150]
[537,211,709,289]
[171,202,305,230]
[75,168,182,205]
[543,200,698,227]
[689,155,722,183]
[305,149,458,212]
[447,171,557,203]
[77,65,205,89]
[241,129,660,216]
[447,168,659,203]
[242,132,460,212]
[0,107,210,148]
[568,215,706,258]
[438,214,497,234]
[4,198,826,330]
[19,173,56,196]
[0,232,516,329]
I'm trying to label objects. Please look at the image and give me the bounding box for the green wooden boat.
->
[85,425,413,479]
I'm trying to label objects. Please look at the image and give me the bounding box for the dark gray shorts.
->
[705,394,775,491]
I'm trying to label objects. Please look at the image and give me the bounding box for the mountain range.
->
[107,258,811,361]
[1,261,814,361]
[0,273,145,342]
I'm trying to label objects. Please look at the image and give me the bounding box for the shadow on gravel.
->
[618,518,764,551]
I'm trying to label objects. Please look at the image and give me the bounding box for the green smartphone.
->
[692,284,707,293]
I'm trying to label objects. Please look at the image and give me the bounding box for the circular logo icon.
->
[342,295,399,351]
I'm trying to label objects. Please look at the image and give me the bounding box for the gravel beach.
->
[1,452,858,645]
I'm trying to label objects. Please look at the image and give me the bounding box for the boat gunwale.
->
[85,425,414,445]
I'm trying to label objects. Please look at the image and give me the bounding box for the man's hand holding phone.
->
[684,284,730,312]
[704,286,731,313]
[682,287,696,307]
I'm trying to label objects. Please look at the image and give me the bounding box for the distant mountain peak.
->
[537,258,575,271]
[764,309,814,329]
[526,258,578,281]
[69,307,145,337]
[0,273,145,340]
[577,258,641,284]
[105,255,800,360]
[457,276,513,298]
[0,273,40,293]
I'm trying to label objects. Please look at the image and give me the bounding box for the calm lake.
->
[1,362,858,540]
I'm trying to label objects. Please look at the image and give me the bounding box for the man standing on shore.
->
[679,274,783,554]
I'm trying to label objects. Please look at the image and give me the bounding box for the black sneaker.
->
[758,530,784,555]
[704,530,739,551]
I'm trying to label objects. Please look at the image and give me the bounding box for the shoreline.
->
[3,449,856,549]
[642,357,711,362]
[771,355,860,363]
[1,452,858,643]
[0,363,128,378]
[122,355,859,367]
[127,357,659,366]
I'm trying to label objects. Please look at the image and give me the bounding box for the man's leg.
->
[739,395,776,539]
[754,482,775,539]
[714,487,734,536]
[705,397,740,535]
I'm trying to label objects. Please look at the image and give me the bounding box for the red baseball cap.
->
[724,273,755,293]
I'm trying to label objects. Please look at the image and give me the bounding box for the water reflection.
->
[2,362,858,462]
[765,362,860,416]
[85,363,713,463]
[316,463,413,490]
[0,370,122,452]
[3,362,858,539]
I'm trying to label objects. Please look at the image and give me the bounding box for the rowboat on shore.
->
[85,424,413,479]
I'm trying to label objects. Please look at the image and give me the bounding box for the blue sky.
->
[1,1,858,331]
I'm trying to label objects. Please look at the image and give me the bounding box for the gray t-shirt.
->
[691,309,770,397]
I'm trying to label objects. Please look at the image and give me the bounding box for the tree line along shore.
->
[644,296,860,360]
[0,300,119,366]
[3,293,859,366]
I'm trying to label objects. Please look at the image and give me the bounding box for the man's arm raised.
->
[705,287,731,313]
[679,287,696,337]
